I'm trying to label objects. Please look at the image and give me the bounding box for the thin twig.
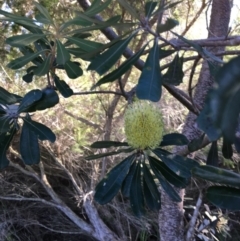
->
[73,90,123,96]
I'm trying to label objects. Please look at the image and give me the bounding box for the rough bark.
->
[159,1,231,241]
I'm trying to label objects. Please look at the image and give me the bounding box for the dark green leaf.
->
[157,18,179,33]
[56,40,71,65]
[234,136,240,153]
[192,165,240,187]
[26,88,59,112]
[116,0,140,20]
[64,61,83,79]
[145,1,158,18]
[0,87,22,105]
[142,162,161,210]
[91,141,129,148]
[206,141,219,166]
[88,33,137,75]
[188,134,205,152]
[64,33,91,47]
[7,51,44,69]
[160,133,189,147]
[34,54,51,76]
[153,148,199,178]
[207,186,240,211]
[0,116,12,133]
[6,34,45,47]
[159,49,175,59]
[149,156,189,188]
[222,137,233,159]
[94,154,135,204]
[19,46,43,66]
[85,147,134,160]
[162,53,184,85]
[23,115,56,142]
[136,38,161,102]
[0,129,16,168]
[33,1,53,24]
[208,60,221,77]
[121,161,137,197]
[66,37,103,52]
[85,0,112,16]
[18,89,42,113]
[149,156,181,202]
[23,73,34,83]
[54,75,73,98]
[130,161,145,216]
[91,45,147,89]
[66,48,87,57]
[20,120,40,165]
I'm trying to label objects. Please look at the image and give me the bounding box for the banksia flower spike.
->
[124,100,163,150]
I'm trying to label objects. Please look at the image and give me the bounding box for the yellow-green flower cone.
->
[124,101,164,150]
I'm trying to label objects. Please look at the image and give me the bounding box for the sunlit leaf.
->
[207,186,240,211]
[56,40,71,65]
[136,38,161,102]
[6,34,45,47]
[64,61,83,79]
[94,154,135,204]
[20,121,40,165]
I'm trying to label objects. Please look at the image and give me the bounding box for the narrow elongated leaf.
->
[206,141,219,166]
[56,40,71,65]
[149,156,181,202]
[192,166,240,188]
[142,163,161,210]
[20,121,40,165]
[157,18,179,33]
[66,48,87,57]
[6,34,45,47]
[66,37,103,52]
[0,87,22,105]
[0,129,16,168]
[0,116,11,133]
[64,33,91,47]
[116,0,140,20]
[35,13,52,24]
[188,134,205,152]
[162,53,184,85]
[136,38,161,102]
[145,1,158,18]
[94,154,135,204]
[160,133,189,147]
[33,1,53,24]
[85,147,133,160]
[91,141,129,148]
[85,0,112,16]
[149,156,189,188]
[91,45,147,89]
[88,33,137,75]
[207,186,240,211]
[130,161,145,216]
[234,136,240,153]
[121,161,137,197]
[159,49,175,59]
[34,54,51,76]
[19,46,43,66]
[23,115,56,143]
[153,148,199,178]
[7,51,44,70]
[54,75,73,98]
[18,89,42,113]
[64,61,83,79]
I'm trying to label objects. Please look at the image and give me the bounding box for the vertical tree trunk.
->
[159,1,231,241]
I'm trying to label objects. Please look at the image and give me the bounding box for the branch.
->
[73,90,123,96]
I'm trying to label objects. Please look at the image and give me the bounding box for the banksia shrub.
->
[124,100,163,150]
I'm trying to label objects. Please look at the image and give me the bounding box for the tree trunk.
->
[159,1,231,241]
